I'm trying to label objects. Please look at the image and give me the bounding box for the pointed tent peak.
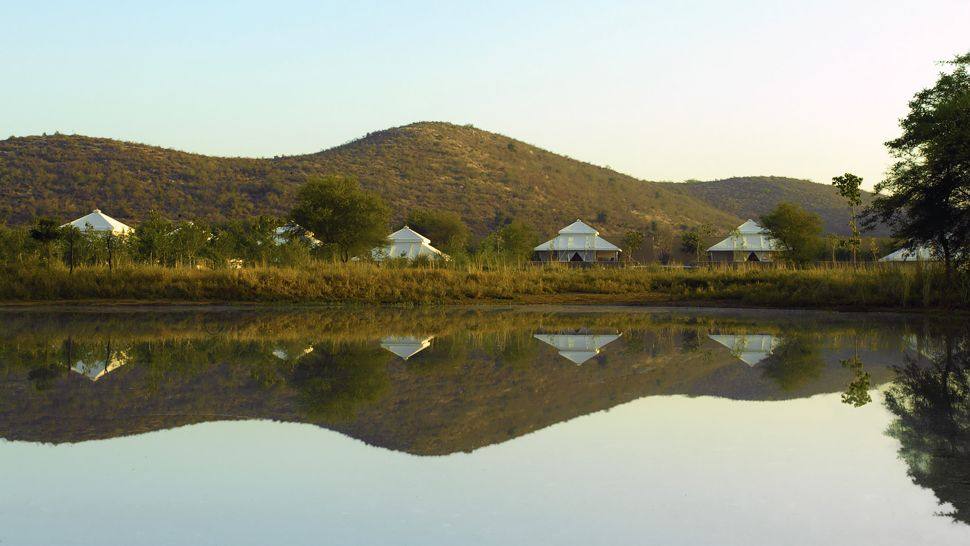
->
[558,219,599,235]
[380,335,433,360]
[387,226,431,244]
[708,334,779,366]
[62,209,133,234]
[737,219,766,234]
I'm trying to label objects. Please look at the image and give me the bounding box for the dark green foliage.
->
[761,203,824,265]
[289,175,389,261]
[761,336,824,391]
[477,220,540,263]
[405,208,470,255]
[28,217,61,263]
[832,173,864,263]
[287,342,390,421]
[621,230,644,260]
[840,356,872,407]
[680,231,699,259]
[865,52,970,273]
[885,344,970,524]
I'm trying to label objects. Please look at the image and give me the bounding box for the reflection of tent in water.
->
[272,346,314,360]
[533,331,621,365]
[71,351,130,382]
[708,334,781,366]
[380,336,434,360]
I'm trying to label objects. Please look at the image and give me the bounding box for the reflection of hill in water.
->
[0,307,954,455]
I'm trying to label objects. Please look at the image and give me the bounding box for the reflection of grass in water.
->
[760,336,824,391]
[885,347,970,525]
[288,342,391,422]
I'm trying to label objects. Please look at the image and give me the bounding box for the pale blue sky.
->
[2,0,968,189]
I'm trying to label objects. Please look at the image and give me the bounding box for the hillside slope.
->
[0,123,740,239]
[0,122,874,238]
[671,176,888,236]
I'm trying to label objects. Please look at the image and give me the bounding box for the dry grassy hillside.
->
[0,122,877,239]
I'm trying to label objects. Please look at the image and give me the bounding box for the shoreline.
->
[0,294,961,316]
[0,263,965,313]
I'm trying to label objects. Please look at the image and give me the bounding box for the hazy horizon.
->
[3,1,968,190]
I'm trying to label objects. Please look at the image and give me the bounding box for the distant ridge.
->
[0,122,877,237]
[672,176,888,236]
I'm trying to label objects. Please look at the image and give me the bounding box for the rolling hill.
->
[0,122,877,238]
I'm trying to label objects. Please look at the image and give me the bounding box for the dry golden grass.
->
[0,261,966,309]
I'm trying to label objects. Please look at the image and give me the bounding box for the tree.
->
[679,224,716,264]
[289,175,389,261]
[478,220,539,264]
[28,217,61,265]
[680,231,699,262]
[405,208,470,255]
[760,203,823,265]
[621,230,644,262]
[133,211,174,265]
[831,173,864,263]
[864,52,970,276]
[885,343,970,524]
[59,225,85,274]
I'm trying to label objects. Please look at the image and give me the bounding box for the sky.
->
[1,1,968,190]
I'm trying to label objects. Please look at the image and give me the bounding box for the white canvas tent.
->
[533,220,621,263]
[708,334,780,366]
[274,224,322,247]
[372,227,448,262]
[533,332,621,364]
[61,209,132,235]
[707,220,778,262]
[380,335,434,360]
[879,246,936,262]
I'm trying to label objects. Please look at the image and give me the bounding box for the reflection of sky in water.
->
[2,394,968,546]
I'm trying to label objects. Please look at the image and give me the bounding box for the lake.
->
[0,305,967,546]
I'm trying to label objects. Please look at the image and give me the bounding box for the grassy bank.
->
[0,262,967,310]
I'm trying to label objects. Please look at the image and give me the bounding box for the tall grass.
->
[0,262,966,309]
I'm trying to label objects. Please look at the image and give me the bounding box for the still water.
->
[0,305,967,545]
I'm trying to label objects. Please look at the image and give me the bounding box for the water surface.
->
[0,306,966,545]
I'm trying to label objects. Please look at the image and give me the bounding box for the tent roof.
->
[62,209,132,234]
[736,219,764,234]
[387,226,431,244]
[879,246,936,262]
[535,220,621,252]
[706,220,777,252]
[558,219,599,235]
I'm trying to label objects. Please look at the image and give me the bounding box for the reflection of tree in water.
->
[760,335,824,391]
[288,342,390,422]
[680,329,701,353]
[840,356,872,407]
[404,336,468,375]
[885,344,970,525]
